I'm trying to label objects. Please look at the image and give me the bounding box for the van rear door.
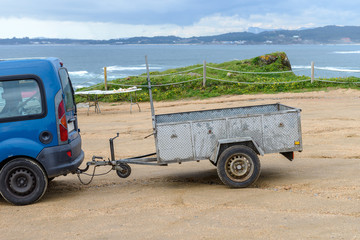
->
[58,68,78,141]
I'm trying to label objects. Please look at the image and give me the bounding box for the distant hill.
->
[1,25,360,45]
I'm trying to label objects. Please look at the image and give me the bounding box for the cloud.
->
[0,17,182,39]
[1,0,359,26]
[0,16,247,39]
[171,14,315,37]
[0,1,359,39]
[0,12,346,40]
[0,0,203,25]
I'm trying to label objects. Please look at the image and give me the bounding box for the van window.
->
[59,68,75,111]
[0,79,43,120]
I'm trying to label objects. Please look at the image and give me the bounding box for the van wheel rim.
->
[225,154,254,182]
[8,168,36,196]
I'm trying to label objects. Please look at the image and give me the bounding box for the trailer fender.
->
[210,137,264,164]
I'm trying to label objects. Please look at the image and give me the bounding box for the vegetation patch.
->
[76,52,360,103]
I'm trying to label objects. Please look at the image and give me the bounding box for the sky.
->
[0,0,358,40]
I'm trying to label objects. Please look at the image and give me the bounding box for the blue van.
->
[0,58,84,205]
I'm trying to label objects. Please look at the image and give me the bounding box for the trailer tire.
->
[0,158,48,205]
[217,145,260,188]
[116,163,131,178]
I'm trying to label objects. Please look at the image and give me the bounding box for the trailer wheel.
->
[0,158,48,205]
[116,163,131,178]
[217,145,260,188]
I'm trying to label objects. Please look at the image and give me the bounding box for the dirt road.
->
[1,89,359,239]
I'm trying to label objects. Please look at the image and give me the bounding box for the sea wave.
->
[73,81,98,90]
[69,71,103,85]
[73,84,89,90]
[316,67,360,72]
[69,70,90,77]
[292,65,360,72]
[333,51,360,54]
[107,65,162,72]
[69,71,102,79]
[106,75,128,80]
[292,65,311,69]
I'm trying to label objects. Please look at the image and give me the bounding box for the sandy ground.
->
[0,89,359,240]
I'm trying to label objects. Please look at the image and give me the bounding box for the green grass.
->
[75,52,360,103]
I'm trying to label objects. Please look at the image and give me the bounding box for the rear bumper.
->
[36,135,84,178]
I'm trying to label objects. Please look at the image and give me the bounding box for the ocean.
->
[1,44,360,89]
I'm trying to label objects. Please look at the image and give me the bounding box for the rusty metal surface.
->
[154,103,302,163]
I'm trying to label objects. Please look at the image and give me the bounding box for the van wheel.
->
[217,145,260,188]
[0,158,48,205]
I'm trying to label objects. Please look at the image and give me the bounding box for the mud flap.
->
[280,152,294,161]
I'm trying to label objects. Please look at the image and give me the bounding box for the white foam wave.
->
[69,71,101,80]
[73,85,88,90]
[107,65,162,72]
[107,75,128,80]
[333,51,360,54]
[316,66,360,72]
[107,66,145,71]
[292,65,311,69]
[69,71,89,77]
[293,65,360,72]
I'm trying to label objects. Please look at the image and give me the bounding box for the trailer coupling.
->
[76,154,133,185]
[76,133,157,185]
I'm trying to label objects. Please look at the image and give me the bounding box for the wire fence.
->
[136,66,203,78]
[107,77,203,88]
[206,77,312,85]
[206,66,302,74]
[79,60,360,90]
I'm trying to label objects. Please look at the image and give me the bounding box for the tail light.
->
[58,100,68,142]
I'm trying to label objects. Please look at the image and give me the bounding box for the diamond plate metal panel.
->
[155,104,280,124]
[157,123,193,162]
[262,112,301,153]
[227,116,263,149]
[192,120,227,159]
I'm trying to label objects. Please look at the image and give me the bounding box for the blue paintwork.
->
[0,58,78,168]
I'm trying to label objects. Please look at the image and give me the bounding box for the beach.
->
[0,89,359,239]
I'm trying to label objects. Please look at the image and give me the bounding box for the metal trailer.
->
[80,58,303,188]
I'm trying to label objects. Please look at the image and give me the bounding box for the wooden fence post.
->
[311,61,314,84]
[203,60,206,87]
[104,67,108,90]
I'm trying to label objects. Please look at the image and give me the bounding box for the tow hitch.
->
[76,133,132,185]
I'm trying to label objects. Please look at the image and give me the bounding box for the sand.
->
[0,89,359,240]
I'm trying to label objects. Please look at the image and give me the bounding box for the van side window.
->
[58,68,75,111]
[0,79,43,120]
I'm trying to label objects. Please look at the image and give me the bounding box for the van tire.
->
[0,158,48,205]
